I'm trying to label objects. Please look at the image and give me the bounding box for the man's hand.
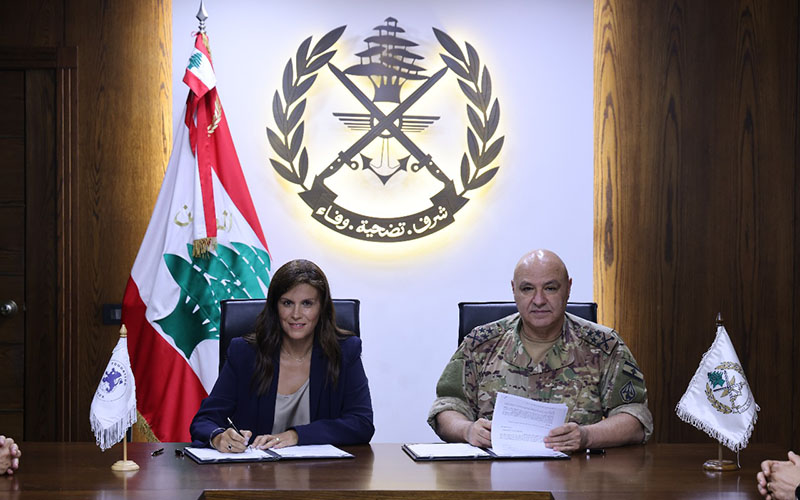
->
[545,413,643,452]
[0,436,21,475]
[211,428,252,453]
[435,411,491,447]
[464,418,492,448]
[757,451,800,500]
[757,459,776,499]
[543,422,587,454]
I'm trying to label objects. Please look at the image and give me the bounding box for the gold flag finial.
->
[119,324,128,338]
[715,312,724,327]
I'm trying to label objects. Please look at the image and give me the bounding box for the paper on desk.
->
[184,446,270,461]
[404,443,491,459]
[269,444,352,458]
[491,392,569,458]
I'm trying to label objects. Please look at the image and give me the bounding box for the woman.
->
[190,259,374,451]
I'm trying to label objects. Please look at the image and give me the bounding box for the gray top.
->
[272,378,311,434]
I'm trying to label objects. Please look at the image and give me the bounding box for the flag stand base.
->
[111,460,140,471]
[703,459,739,471]
[703,443,740,471]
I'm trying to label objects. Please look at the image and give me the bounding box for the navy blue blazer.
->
[190,335,374,447]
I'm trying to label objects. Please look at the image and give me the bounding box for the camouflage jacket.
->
[428,312,653,441]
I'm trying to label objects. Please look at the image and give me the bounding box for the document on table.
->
[270,444,353,459]
[184,446,274,463]
[402,442,493,460]
[490,392,569,458]
[183,444,352,463]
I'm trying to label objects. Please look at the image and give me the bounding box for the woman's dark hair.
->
[244,259,351,395]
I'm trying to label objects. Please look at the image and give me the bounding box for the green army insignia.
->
[620,380,636,403]
[622,361,644,382]
[704,361,754,415]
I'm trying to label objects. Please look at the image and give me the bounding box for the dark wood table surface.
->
[0,442,782,499]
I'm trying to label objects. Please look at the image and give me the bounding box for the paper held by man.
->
[404,393,569,461]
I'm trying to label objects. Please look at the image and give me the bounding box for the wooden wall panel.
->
[0,0,63,47]
[64,0,172,440]
[26,69,59,441]
[594,0,799,448]
[0,0,170,441]
[54,51,80,442]
[793,0,800,454]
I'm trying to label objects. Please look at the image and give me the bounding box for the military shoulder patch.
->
[621,360,644,382]
[582,328,619,355]
[465,321,506,348]
[619,380,636,403]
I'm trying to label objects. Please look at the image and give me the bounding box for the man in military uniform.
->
[428,249,653,453]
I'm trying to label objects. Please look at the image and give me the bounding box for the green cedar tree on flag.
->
[122,32,270,442]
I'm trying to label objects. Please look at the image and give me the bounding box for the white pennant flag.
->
[675,323,759,452]
[89,335,137,451]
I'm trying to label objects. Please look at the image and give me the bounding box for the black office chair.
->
[457,301,598,345]
[218,298,360,372]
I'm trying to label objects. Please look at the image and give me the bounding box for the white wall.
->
[173,0,593,442]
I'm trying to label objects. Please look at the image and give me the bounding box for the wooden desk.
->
[0,442,781,499]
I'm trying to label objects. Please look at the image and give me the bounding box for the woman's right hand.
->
[211,428,252,453]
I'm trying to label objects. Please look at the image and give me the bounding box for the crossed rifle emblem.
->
[321,63,452,186]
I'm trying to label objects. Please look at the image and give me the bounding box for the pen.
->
[227,417,243,437]
[227,417,252,449]
[586,448,605,455]
[151,447,164,456]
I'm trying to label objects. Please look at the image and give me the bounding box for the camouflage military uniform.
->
[428,312,653,441]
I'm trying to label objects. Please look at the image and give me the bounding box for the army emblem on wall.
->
[267,18,504,242]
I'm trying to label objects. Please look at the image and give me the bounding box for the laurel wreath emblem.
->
[266,25,503,242]
[267,26,346,189]
[432,28,503,195]
[268,26,502,192]
[704,362,752,415]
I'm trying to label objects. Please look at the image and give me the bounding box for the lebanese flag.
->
[122,32,271,442]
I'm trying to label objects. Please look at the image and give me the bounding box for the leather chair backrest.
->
[457,301,598,346]
[218,298,360,372]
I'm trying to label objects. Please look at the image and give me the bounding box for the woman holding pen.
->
[189,259,374,451]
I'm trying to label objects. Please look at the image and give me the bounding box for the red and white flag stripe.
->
[122,32,269,442]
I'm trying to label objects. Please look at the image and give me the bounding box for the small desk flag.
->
[90,336,137,451]
[675,323,759,452]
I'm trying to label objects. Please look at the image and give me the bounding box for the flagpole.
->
[111,325,140,472]
[701,313,740,472]
[196,0,207,34]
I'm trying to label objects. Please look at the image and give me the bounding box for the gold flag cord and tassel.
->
[192,237,217,257]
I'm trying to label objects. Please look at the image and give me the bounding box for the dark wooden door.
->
[0,70,27,438]
[0,63,60,441]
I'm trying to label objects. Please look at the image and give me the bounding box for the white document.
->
[490,392,569,458]
[184,444,352,463]
[404,443,491,459]
[269,444,352,458]
[184,446,271,461]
